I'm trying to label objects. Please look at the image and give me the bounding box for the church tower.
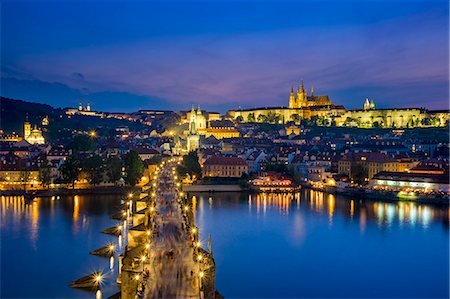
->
[24,121,31,138]
[296,80,308,108]
[288,87,296,108]
[189,105,197,134]
[87,102,91,111]
[363,98,370,110]
[187,105,200,152]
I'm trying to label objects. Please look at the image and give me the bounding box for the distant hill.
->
[0,97,59,134]
[0,97,147,140]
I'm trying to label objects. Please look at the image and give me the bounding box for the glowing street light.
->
[199,271,204,278]
[197,254,203,261]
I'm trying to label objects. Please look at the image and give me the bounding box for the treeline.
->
[41,150,145,188]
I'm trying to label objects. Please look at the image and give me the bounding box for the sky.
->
[1,0,449,113]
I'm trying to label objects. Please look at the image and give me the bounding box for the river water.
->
[1,190,448,298]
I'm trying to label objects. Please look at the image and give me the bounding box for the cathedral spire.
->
[311,86,314,97]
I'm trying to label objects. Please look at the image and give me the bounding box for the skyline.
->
[1,1,449,113]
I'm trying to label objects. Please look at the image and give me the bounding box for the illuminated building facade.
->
[23,121,45,144]
[203,156,248,178]
[227,81,449,128]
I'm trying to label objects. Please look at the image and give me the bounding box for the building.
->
[65,102,103,117]
[338,152,400,181]
[0,153,40,190]
[288,80,332,108]
[23,121,45,144]
[134,147,160,161]
[370,171,449,193]
[203,156,248,178]
[186,106,200,152]
[227,80,449,128]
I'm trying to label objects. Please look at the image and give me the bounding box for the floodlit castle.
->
[23,121,45,144]
[289,80,332,108]
[228,80,449,128]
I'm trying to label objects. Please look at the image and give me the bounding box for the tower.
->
[311,86,315,97]
[296,80,307,108]
[369,99,375,110]
[363,98,370,110]
[288,87,296,108]
[87,102,91,111]
[189,105,197,134]
[24,121,31,138]
[78,102,83,111]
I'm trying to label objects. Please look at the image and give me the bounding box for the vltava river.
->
[1,191,448,298]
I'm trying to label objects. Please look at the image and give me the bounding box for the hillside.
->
[0,97,147,140]
[0,97,58,134]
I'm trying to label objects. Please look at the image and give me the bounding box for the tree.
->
[61,155,80,188]
[106,156,122,183]
[39,163,52,188]
[290,114,300,124]
[69,135,96,152]
[266,112,280,124]
[236,116,244,123]
[177,151,202,179]
[124,150,144,186]
[84,155,103,185]
[257,114,268,123]
[247,113,255,123]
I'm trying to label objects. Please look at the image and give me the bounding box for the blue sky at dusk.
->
[1,0,448,112]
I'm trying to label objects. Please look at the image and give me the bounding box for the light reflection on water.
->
[193,190,449,298]
[1,194,124,298]
[0,191,448,298]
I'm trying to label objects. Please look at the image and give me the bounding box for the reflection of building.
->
[228,80,449,128]
[203,156,248,178]
[23,122,45,144]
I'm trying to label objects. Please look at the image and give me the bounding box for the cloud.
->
[4,8,449,111]
[71,72,85,80]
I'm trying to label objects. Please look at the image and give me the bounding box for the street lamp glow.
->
[109,244,115,251]
[94,273,103,284]
[141,255,146,261]
[135,274,140,280]
[199,271,204,278]
[145,243,150,249]
[191,227,197,234]
[179,192,184,197]
[197,254,203,261]
[195,241,201,248]
[184,206,189,211]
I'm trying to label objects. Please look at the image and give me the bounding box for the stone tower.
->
[296,80,307,108]
[24,121,31,138]
[187,105,200,152]
[288,87,296,108]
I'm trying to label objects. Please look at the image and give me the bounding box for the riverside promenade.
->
[118,158,218,299]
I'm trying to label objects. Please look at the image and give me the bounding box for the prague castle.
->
[228,81,449,128]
